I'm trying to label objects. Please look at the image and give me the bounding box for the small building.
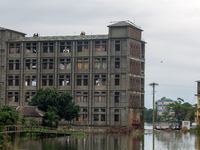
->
[156,97,174,116]
[16,106,44,123]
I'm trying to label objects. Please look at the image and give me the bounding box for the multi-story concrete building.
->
[156,97,174,116]
[0,21,145,126]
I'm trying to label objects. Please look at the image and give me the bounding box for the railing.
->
[0,125,71,136]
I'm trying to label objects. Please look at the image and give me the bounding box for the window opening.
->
[115,92,119,103]
[115,40,120,51]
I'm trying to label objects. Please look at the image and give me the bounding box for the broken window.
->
[25,59,37,70]
[83,75,88,86]
[94,109,99,112]
[25,92,35,102]
[94,92,106,103]
[60,42,71,53]
[115,75,120,85]
[42,75,53,86]
[114,114,119,122]
[94,58,107,69]
[15,76,19,86]
[76,75,88,86]
[101,109,105,112]
[95,41,100,52]
[25,75,36,86]
[8,92,13,101]
[76,92,81,103]
[9,60,14,70]
[15,60,19,70]
[115,92,120,103]
[115,109,119,113]
[42,42,54,53]
[84,59,88,69]
[94,114,99,121]
[77,41,89,52]
[9,43,20,54]
[94,92,99,102]
[83,114,87,121]
[42,59,54,70]
[59,75,70,86]
[76,91,88,103]
[83,109,87,112]
[101,92,106,102]
[83,92,88,102]
[115,40,120,51]
[77,58,89,69]
[8,92,19,102]
[59,58,71,70]
[8,76,13,86]
[94,75,106,86]
[102,41,107,52]
[95,41,107,52]
[115,58,120,68]
[26,43,37,54]
[8,75,19,86]
[101,114,105,121]
[8,59,20,70]
[77,75,82,86]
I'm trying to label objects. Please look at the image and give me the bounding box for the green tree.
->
[28,88,80,122]
[42,106,59,127]
[166,98,195,122]
[0,105,19,128]
[57,92,80,121]
[145,108,153,122]
[166,98,183,121]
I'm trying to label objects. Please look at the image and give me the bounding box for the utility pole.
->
[149,82,158,150]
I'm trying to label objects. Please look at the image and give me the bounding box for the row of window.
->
[76,108,120,122]
[9,40,124,54]
[8,57,122,70]
[7,91,121,103]
[76,114,119,122]
[75,91,119,103]
[8,75,121,87]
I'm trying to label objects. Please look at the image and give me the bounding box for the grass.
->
[71,132,87,137]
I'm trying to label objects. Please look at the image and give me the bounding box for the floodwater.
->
[10,123,200,150]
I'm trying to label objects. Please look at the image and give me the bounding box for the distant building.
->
[156,97,174,116]
[0,21,146,127]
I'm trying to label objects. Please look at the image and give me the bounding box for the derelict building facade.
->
[0,21,145,126]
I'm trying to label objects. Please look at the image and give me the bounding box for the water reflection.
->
[11,123,199,150]
[11,132,144,150]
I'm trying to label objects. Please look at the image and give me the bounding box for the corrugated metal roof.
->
[16,106,44,117]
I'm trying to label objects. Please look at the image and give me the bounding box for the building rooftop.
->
[158,98,173,102]
[7,34,108,42]
[16,106,44,117]
[108,21,143,31]
[0,27,26,35]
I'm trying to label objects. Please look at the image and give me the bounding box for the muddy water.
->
[10,123,199,150]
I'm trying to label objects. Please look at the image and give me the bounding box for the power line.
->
[158,84,196,88]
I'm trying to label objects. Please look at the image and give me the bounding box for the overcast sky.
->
[1,0,200,108]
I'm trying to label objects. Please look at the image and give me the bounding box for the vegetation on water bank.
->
[0,105,26,149]
[28,88,81,126]
[71,132,87,137]
[145,98,196,123]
